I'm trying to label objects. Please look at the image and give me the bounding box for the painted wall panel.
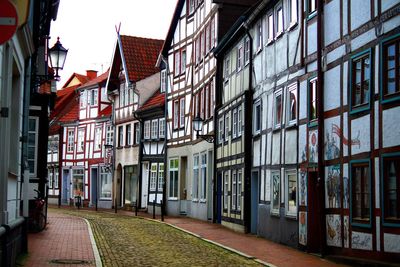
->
[326,214,342,247]
[382,106,400,148]
[384,14,400,36]
[350,115,370,155]
[307,22,317,55]
[384,233,400,253]
[284,130,297,164]
[299,81,307,120]
[299,124,307,163]
[351,231,373,250]
[324,116,341,160]
[382,0,399,12]
[351,29,375,51]
[272,133,281,165]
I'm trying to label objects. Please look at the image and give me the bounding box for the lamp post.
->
[48,37,68,81]
[193,115,214,143]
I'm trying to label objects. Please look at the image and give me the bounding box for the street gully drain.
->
[50,259,92,264]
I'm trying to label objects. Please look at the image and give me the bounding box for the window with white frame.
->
[256,21,263,51]
[276,5,284,36]
[254,101,261,134]
[158,163,164,191]
[118,126,123,147]
[232,108,238,138]
[169,158,179,198]
[218,118,224,143]
[134,123,140,144]
[67,129,74,152]
[237,45,243,71]
[224,57,230,81]
[151,120,158,139]
[181,50,186,74]
[54,167,59,188]
[150,163,157,191]
[193,155,199,200]
[144,121,151,139]
[232,171,237,210]
[77,128,85,152]
[159,118,165,138]
[206,23,211,53]
[238,106,242,136]
[90,89,98,106]
[125,87,129,106]
[225,114,229,142]
[126,124,131,145]
[287,83,297,125]
[308,0,317,15]
[224,171,229,209]
[173,99,179,129]
[201,31,205,58]
[80,91,86,108]
[286,170,297,217]
[174,51,180,75]
[106,125,113,145]
[211,16,216,48]
[205,85,210,119]
[267,13,274,42]
[72,168,84,196]
[100,166,112,199]
[244,37,250,65]
[200,89,205,119]
[129,87,134,104]
[94,127,102,150]
[48,169,53,189]
[289,0,298,26]
[274,90,283,128]
[28,117,38,175]
[180,98,185,128]
[160,69,167,93]
[272,171,281,214]
[200,153,207,200]
[237,170,242,211]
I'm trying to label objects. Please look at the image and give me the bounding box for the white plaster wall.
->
[351,29,376,51]
[324,0,341,46]
[382,0,399,12]
[299,124,307,163]
[285,130,297,164]
[324,65,341,112]
[350,0,371,30]
[307,22,317,55]
[299,80,307,120]
[382,106,400,148]
[272,133,281,165]
[384,233,400,253]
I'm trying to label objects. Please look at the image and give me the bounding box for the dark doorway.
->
[251,171,259,234]
[216,172,222,224]
[307,171,323,253]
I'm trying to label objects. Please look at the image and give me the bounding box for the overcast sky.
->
[50,0,177,88]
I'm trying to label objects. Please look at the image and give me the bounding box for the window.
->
[125,87,129,106]
[174,51,180,75]
[237,171,242,211]
[201,31,205,58]
[286,170,297,217]
[54,167,59,188]
[126,124,131,145]
[181,50,186,74]
[77,128,85,152]
[151,120,158,139]
[90,89,98,106]
[308,77,318,122]
[144,121,151,140]
[28,117,38,175]
[254,101,261,134]
[160,69,167,93]
[382,155,400,224]
[224,57,230,80]
[94,127,102,150]
[119,84,124,108]
[276,5,284,36]
[382,36,400,101]
[267,13,274,42]
[308,0,317,15]
[351,51,371,111]
[195,37,200,64]
[225,114,229,142]
[67,129,74,152]
[272,171,280,214]
[232,171,237,210]
[118,126,123,147]
[244,37,250,65]
[238,106,242,136]
[237,45,243,71]
[48,169,53,189]
[169,159,179,198]
[174,99,179,129]
[188,0,194,14]
[72,169,84,197]
[287,83,297,125]
[200,153,207,200]
[232,108,238,138]
[256,21,263,51]
[134,123,139,144]
[80,91,86,108]
[224,171,229,210]
[106,125,113,146]
[158,163,164,191]
[205,23,210,53]
[193,155,199,200]
[200,89,205,119]
[100,166,112,199]
[180,98,185,128]
[351,161,371,226]
[274,90,283,128]
[159,118,165,138]
[211,17,216,48]
[150,163,157,191]
[289,0,298,25]
[218,118,224,143]
[129,87,134,104]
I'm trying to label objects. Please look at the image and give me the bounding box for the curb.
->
[83,218,103,267]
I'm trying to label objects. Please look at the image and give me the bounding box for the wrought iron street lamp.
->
[48,37,68,81]
[193,115,214,143]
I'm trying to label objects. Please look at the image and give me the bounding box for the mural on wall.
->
[299,170,307,206]
[330,123,361,150]
[352,231,373,251]
[325,120,341,160]
[299,125,307,163]
[343,176,349,209]
[325,165,341,208]
[299,211,307,245]
[344,216,349,248]
[308,129,318,163]
[326,214,342,247]
[350,116,369,154]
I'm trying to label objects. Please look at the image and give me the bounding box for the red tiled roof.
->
[61,73,90,89]
[79,69,110,89]
[120,35,163,82]
[137,90,165,112]
[50,85,79,120]
[99,105,112,117]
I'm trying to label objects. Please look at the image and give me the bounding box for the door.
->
[91,168,98,207]
[251,171,259,234]
[207,151,213,220]
[307,171,323,253]
[62,169,70,205]
[179,157,187,214]
[216,172,222,224]
[141,163,149,209]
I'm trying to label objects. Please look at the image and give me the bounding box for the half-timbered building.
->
[160,0,258,222]
[106,34,163,210]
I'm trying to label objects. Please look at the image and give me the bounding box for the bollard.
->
[153,199,156,219]
[135,201,138,216]
[115,198,117,213]
[161,200,164,221]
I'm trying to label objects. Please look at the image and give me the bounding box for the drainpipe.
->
[316,0,326,256]
[107,91,116,210]
[161,57,169,217]
[133,110,143,211]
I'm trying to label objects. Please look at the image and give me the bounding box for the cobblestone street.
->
[46,208,263,267]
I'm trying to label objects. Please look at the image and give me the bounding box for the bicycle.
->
[28,189,46,233]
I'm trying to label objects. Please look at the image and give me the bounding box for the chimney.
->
[86,70,98,80]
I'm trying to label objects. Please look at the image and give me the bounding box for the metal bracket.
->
[0,107,9,118]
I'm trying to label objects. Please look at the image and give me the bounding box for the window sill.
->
[270,210,280,218]
[275,31,284,40]
[168,197,178,201]
[273,125,281,132]
[382,93,400,104]
[288,21,298,31]
[382,218,400,227]
[308,120,318,128]
[256,46,262,55]
[266,39,274,46]
[285,213,297,220]
[285,122,297,129]
[307,11,317,21]
[351,220,372,229]
[350,103,370,115]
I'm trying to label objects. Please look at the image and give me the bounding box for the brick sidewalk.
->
[24,212,96,267]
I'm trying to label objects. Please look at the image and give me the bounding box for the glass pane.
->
[29,119,36,131]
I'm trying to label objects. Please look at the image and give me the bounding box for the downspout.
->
[243,25,253,234]
[58,123,63,207]
[107,91,116,210]
[316,0,326,256]
[133,111,143,210]
[161,56,169,217]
